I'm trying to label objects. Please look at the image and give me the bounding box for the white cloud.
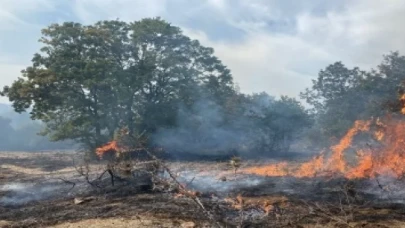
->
[0,0,55,29]
[72,0,168,23]
[183,28,331,97]
[1,0,405,103]
[182,0,405,96]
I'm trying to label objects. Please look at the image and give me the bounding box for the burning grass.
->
[242,117,405,180]
[2,152,405,227]
[6,104,405,228]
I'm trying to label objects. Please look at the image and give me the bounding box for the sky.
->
[1,0,405,104]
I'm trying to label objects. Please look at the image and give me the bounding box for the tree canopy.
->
[1,18,237,151]
[301,51,405,141]
[0,18,315,156]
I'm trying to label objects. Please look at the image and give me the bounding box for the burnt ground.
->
[1,152,405,227]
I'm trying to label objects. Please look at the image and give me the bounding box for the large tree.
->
[1,18,235,150]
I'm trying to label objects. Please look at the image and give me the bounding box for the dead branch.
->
[56,177,76,191]
[300,200,354,227]
[375,176,394,203]
[72,157,103,188]
[143,148,223,228]
[185,177,195,188]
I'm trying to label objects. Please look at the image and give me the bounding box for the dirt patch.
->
[51,217,196,228]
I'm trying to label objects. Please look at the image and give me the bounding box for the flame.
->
[401,94,405,114]
[96,140,119,158]
[243,162,288,177]
[243,120,373,178]
[328,120,371,173]
[295,153,324,178]
[243,97,405,179]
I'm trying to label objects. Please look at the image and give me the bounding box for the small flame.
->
[96,140,119,158]
[243,162,288,177]
[401,94,405,114]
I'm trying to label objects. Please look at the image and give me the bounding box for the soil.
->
[1,151,405,228]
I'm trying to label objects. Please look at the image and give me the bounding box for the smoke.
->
[0,182,63,206]
[153,99,246,156]
[176,170,264,194]
[153,93,310,158]
[0,107,74,151]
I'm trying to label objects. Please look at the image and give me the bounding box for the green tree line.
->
[2,18,404,155]
[302,52,405,145]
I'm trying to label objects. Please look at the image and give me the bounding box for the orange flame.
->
[243,162,289,177]
[329,120,371,173]
[243,109,405,179]
[401,94,405,114]
[95,140,146,159]
[96,140,119,158]
[243,120,373,178]
[295,153,324,178]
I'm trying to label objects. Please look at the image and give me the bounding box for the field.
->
[2,151,405,228]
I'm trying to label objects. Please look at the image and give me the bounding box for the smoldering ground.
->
[0,182,63,206]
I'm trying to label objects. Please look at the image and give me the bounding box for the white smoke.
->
[1,182,63,206]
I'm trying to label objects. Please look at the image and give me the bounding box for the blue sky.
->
[1,0,405,103]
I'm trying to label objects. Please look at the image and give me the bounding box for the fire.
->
[328,120,371,174]
[401,94,405,114]
[243,162,288,177]
[243,120,373,178]
[96,140,119,158]
[95,140,133,159]
[344,118,405,178]
[243,106,405,179]
[294,153,324,178]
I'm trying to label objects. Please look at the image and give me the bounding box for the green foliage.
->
[1,18,236,151]
[301,51,405,142]
[1,17,313,156]
[244,93,312,153]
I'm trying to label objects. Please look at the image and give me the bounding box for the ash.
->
[176,169,405,204]
[0,177,91,206]
[0,182,63,206]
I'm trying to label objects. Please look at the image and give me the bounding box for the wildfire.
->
[95,140,132,158]
[96,140,119,158]
[243,162,288,177]
[243,100,405,179]
[401,94,405,114]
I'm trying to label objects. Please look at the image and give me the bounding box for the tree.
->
[244,93,311,154]
[1,18,236,151]
[301,52,405,140]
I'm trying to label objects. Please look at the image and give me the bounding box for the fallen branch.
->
[143,148,222,228]
[300,200,354,227]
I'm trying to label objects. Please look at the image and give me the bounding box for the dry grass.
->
[2,151,405,228]
[51,217,196,228]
